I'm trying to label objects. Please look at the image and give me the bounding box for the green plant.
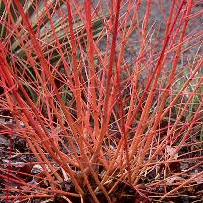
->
[0,0,203,202]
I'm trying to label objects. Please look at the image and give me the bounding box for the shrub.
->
[0,0,203,202]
